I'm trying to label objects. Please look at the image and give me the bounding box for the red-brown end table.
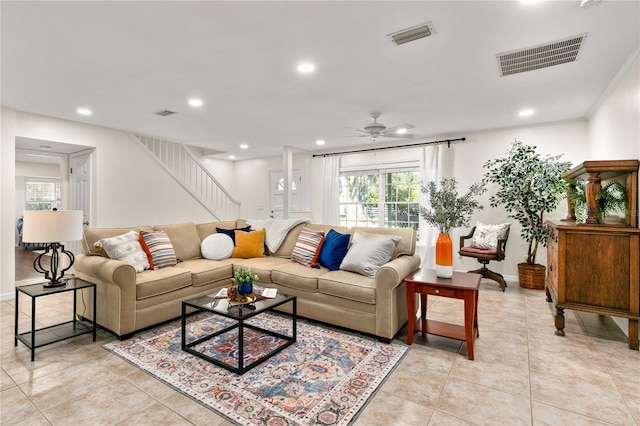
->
[405,269,481,360]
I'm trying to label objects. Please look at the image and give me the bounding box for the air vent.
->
[153,110,177,116]
[388,22,434,45]
[497,34,587,77]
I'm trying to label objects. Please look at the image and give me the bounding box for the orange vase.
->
[435,233,453,278]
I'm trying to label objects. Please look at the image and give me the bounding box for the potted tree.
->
[420,177,486,278]
[483,140,571,289]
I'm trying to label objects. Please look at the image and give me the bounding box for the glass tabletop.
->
[16,277,94,297]
[184,291,294,320]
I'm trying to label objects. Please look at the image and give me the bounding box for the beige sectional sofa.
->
[74,220,421,342]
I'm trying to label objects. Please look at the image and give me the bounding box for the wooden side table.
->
[405,269,481,360]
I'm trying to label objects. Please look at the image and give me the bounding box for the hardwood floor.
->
[15,246,43,281]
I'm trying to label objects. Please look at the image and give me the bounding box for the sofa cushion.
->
[350,227,416,259]
[231,257,290,283]
[201,234,234,260]
[232,229,266,258]
[340,231,400,278]
[154,222,201,261]
[317,270,376,305]
[291,227,325,268]
[216,226,251,245]
[135,267,192,300]
[271,262,325,292]
[196,221,238,242]
[140,230,178,269]
[94,230,149,273]
[177,258,234,287]
[317,229,350,271]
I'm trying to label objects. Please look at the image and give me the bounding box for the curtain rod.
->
[312,137,466,157]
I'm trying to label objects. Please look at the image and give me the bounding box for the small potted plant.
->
[483,140,571,289]
[232,267,259,295]
[420,177,486,277]
[567,179,629,224]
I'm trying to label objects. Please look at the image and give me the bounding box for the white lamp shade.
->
[22,210,84,243]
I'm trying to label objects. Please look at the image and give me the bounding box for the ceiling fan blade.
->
[384,123,415,134]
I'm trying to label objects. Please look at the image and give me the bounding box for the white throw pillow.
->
[94,230,149,273]
[339,231,400,278]
[201,233,234,260]
[471,221,510,250]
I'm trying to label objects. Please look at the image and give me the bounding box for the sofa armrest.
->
[74,254,137,286]
[374,254,422,340]
[73,254,137,336]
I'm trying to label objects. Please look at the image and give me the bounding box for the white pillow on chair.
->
[471,221,510,250]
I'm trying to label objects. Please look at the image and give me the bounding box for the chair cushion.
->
[471,221,510,250]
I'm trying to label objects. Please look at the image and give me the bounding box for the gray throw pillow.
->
[339,231,401,278]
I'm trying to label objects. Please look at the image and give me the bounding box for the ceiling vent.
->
[153,110,177,116]
[497,34,587,77]
[388,22,434,45]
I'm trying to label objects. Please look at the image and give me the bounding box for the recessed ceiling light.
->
[297,62,315,74]
[519,109,535,117]
[396,128,407,134]
[316,140,326,145]
[77,108,92,116]
[228,155,236,160]
[240,144,249,149]
[188,98,203,107]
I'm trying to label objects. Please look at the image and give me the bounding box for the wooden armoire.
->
[545,159,639,350]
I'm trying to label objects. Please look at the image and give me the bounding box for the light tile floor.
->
[2,277,638,425]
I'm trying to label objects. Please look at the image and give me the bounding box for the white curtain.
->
[322,155,340,225]
[419,146,443,268]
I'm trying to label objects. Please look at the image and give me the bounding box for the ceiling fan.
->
[352,112,424,142]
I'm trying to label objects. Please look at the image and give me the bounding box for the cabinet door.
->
[563,231,631,310]
[546,226,559,296]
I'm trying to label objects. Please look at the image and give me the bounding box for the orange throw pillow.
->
[232,228,266,258]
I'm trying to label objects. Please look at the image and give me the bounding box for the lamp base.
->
[43,280,67,288]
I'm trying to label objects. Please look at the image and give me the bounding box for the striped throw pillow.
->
[140,230,177,269]
[291,228,325,268]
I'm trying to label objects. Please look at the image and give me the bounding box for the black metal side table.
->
[15,277,97,361]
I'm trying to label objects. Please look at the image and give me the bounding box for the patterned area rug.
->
[104,312,407,425]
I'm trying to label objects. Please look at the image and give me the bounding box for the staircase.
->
[130,133,240,221]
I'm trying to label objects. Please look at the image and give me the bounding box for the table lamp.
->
[22,210,84,287]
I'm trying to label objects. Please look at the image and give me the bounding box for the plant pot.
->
[237,282,253,295]
[517,263,546,289]
[435,233,453,278]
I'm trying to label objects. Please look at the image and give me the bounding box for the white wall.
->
[14,112,216,227]
[588,55,640,160]
[1,107,17,299]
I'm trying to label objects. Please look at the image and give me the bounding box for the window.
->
[339,169,420,233]
[25,179,61,211]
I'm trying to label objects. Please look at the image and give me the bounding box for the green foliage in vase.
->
[420,178,486,234]
[483,140,571,266]
[567,180,629,223]
[232,267,259,284]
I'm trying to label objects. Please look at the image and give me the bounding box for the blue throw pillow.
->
[318,229,350,271]
[216,226,251,245]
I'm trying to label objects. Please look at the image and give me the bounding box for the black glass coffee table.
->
[181,292,296,374]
